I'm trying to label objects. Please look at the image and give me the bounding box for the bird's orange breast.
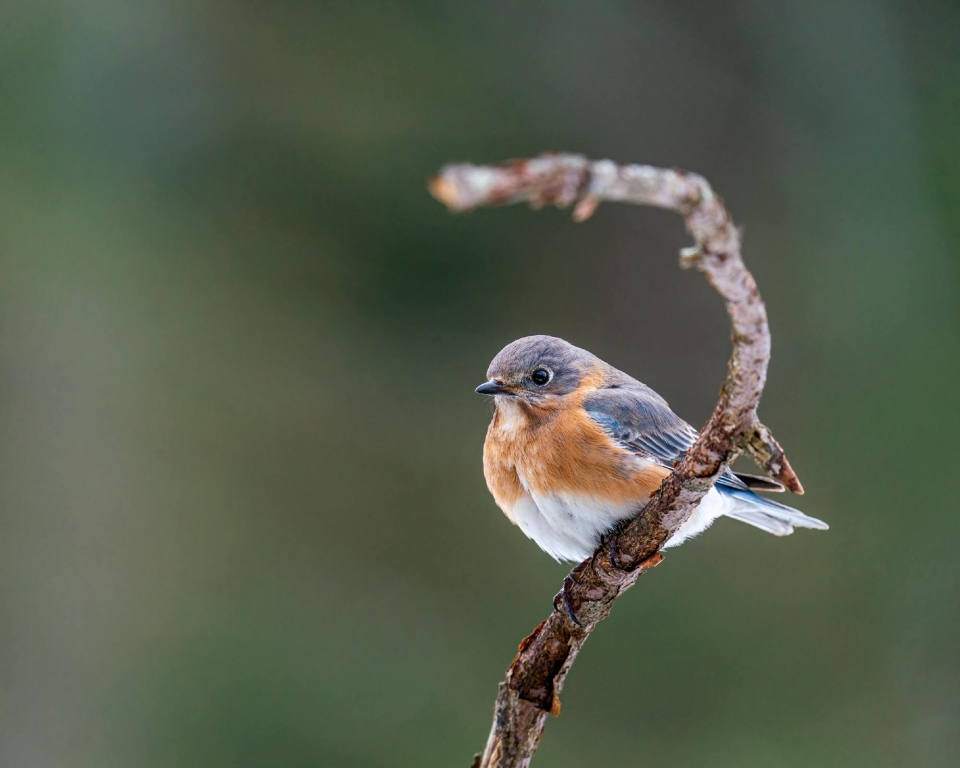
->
[483,390,670,523]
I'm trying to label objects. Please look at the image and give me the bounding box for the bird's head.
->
[476,335,602,405]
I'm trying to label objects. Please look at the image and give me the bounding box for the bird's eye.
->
[531,368,550,386]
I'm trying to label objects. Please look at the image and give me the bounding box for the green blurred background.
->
[2,1,958,766]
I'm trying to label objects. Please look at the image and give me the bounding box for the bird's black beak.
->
[475,381,512,396]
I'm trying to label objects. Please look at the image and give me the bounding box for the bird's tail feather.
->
[721,487,829,537]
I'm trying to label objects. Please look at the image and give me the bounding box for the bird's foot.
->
[553,574,583,628]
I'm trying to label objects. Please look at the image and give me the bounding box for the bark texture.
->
[429,154,803,768]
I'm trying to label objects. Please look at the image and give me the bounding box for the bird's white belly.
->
[509,480,639,562]
[509,485,731,562]
[510,495,594,562]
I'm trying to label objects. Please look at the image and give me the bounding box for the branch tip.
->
[744,422,805,495]
[428,175,461,209]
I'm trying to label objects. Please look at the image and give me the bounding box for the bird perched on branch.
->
[477,335,828,562]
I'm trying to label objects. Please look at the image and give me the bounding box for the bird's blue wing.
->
[582,386,750,491]
[582,386,825,534]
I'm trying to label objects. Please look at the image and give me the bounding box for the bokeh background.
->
[2,1,958,766]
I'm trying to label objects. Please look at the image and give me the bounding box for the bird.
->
[476,335,828,562]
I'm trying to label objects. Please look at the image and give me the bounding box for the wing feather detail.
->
[582,386,750,492]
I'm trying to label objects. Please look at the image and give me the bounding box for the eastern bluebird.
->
[477,335,827,562]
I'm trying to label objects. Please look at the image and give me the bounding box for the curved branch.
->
[429,154,803,768]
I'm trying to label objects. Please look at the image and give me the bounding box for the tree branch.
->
[429,154,803,768]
